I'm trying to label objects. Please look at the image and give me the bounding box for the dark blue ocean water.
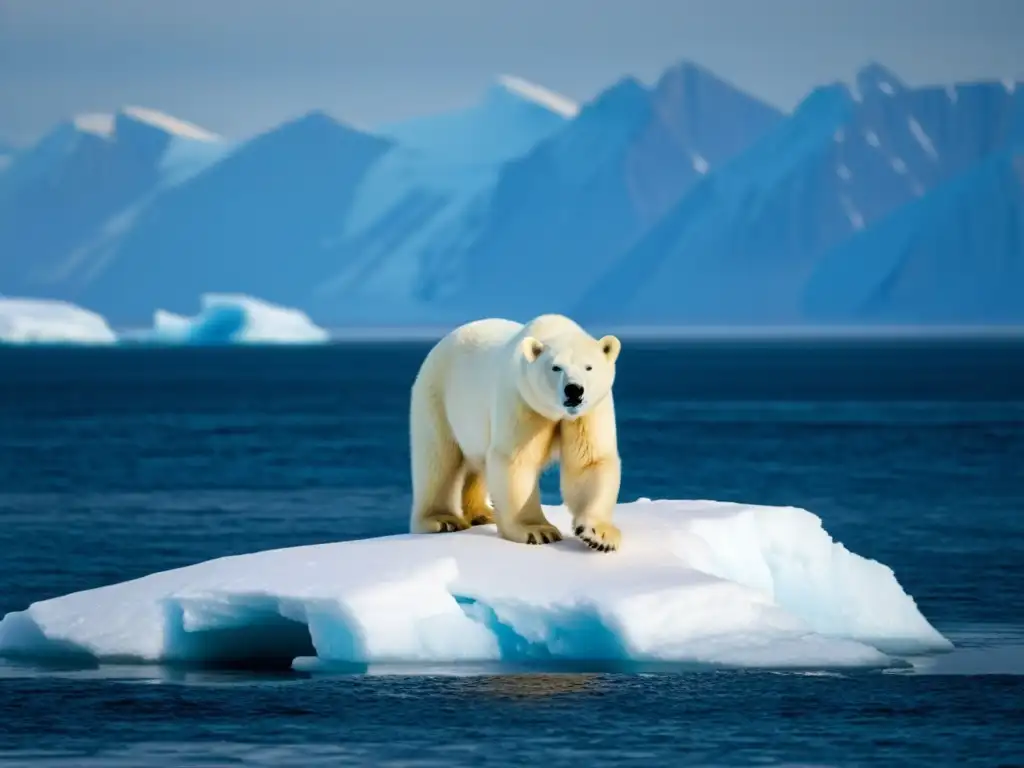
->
[1,339,1023,767]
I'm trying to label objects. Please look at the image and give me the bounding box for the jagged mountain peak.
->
[656,60,751,97]
[853,61,907,99]
[3,59,1021,328]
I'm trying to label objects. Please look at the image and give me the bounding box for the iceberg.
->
[0,499,952,671]
[0,297,116,344]
[134,293,329,345]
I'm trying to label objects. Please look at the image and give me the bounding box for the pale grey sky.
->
[1,0,1022,144]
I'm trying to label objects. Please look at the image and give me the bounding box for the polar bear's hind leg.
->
[461,470,495,526]
[409,381,471,534]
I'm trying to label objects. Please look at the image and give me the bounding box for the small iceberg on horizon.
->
[0,297,117,345]
[129,293,330,345]
[0,499,953,672]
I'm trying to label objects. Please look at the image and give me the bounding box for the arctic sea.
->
[0,338,1023,767]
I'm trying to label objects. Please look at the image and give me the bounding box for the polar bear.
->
[408,313,623,552]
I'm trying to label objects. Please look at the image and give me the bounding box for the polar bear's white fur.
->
[408,314,623,552]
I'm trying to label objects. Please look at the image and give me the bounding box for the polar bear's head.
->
[519,330,621,420]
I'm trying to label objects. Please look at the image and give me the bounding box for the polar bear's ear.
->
[521,336,545,362]
[599,335,621,363]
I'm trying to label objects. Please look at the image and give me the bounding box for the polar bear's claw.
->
[520,524,562,545]
[575,522,621,553]
[420,513,471,534]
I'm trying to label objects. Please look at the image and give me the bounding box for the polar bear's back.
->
[446,314,585,348]
[412,318,524,463]
[450,317,525,349]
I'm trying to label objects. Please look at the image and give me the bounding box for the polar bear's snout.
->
[563,382,585,407]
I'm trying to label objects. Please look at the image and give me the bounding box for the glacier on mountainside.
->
[0,297,117,344]
[129,293,329,345]
[376,74,576,165]
[0,499,952,671]
[803,150,1024,323]
[311,76,576,318]
[406,61,785,323]
[0,107,228,305]
[573,64,1024,326]
[58,111,395,323]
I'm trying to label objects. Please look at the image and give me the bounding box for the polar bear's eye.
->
[585,365,593,371]
[551,365,561,372]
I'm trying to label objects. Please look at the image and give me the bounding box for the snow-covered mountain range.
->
[574,64,1024,326]
[1,61,1021,328]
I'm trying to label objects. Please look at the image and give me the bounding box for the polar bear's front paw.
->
[420,512,471,533]
[574,521,621,552]
[514,523,562,546]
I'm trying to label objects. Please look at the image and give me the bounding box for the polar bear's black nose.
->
[563,383,584,404]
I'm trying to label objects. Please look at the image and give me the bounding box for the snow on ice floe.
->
[132,293,329,345]
[0,298,117,344]
[0,500,952,671]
